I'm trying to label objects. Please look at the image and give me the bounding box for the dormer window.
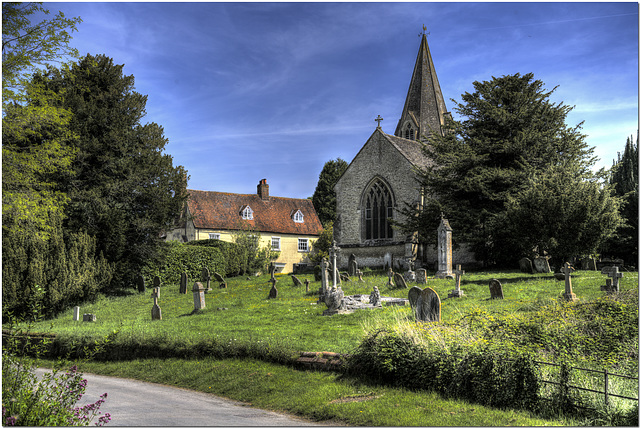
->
[241,205,253,220]
[293,210,304,223]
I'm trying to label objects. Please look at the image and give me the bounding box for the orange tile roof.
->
[186,189,323,236]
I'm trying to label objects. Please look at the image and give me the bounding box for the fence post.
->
[604,369,609,407]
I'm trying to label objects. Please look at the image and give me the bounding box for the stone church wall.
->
[334,130,421,250]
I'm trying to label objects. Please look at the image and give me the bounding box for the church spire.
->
[394,31,448,141]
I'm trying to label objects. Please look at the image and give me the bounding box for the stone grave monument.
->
[489,279,504,299]
[137,275,146,293]
[73,306,80,321]
[387,267,395,287]
[83,314,96,322]
[601,266,623,293]
[408,286,422,310]
[151,287,162,320]
[448,264,465,298]
[415,287,441,322]
[213,271,226,289]
[179,272,188,294]
[323,285,345,316]
[348,254,358,277]
[518,257,534,274]
[533,257,551,273]
[201,267,211,291]
[268,278,278,299]
[561,262,578,302]
[192,281,206,311]
[394,272,408,289]
[435,215,453,279]
[153,276,161,289]
[291,275,303,287]
[369,286,381,306]
[416,268,427,285]
[318,258,330,303]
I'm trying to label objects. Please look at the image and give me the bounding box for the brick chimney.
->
[257,179,269,201]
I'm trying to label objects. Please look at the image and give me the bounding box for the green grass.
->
[20,269,638,355]
[37,357,566,426]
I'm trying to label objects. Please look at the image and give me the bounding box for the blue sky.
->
[46,2,638,199]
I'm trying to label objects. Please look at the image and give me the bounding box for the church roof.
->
[382,132,433,171]
[394,33,448,139]
[185,187,323,236]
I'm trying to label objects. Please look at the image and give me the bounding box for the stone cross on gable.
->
[375,115,383,128]
[561,262,578,302]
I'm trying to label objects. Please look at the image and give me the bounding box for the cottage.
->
[167,179,323,273]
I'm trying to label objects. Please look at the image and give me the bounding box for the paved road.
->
[35,369,334,426]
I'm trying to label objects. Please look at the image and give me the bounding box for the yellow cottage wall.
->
[193,229,316,274]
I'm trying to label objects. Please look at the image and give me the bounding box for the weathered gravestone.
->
[73,306,80,321]
[323,285,345,316]
[448,265,465,298]
[268,278,278,299]
[151,287,162,320]
[348,254,358,277]
[213,271,226,289]
[404,263,416,282]
[179,272,188,294]
[387,268,395,287]
[416,268,427,285]
[192,282,206,311]
[393,272,408,289]
[201,267,211,291]
[369,286,381,306]
[435,215,453,279]
[415,287,441,322]
[357,270,364,282]
[153,276,161,289]
[533,257,551,273]
[489,279,504,299]
[291,275,303,287]
[561,262,578,302]
[304,278,310,293]
[318,258,330,304]
[518,258,534,274]
[582,257,598,271]
[408,286,423,310]
[137,275,146,293]
[83,314,96,322]
[601,266,623,293]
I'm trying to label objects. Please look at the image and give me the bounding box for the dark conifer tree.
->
[312,158,348,227]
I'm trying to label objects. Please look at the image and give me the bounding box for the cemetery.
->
[11,257,639,426]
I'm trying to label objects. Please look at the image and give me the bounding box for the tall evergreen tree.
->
[38,54,189,289]
[399,73,601,265]
[603,133,638,265]
[312,158,348,227]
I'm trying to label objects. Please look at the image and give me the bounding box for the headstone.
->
[179,272,188,294]
[369,286,381,306]
[151,287,162,320]
[348,254,357,277]
[82,314,96,322]
[291,275,303,287]
[192,281,206,311]
[518,258,534,274]
[269,262,276,282]
[416,269,427,285]
[318,258,329,303]
[201,267,211,290]
[582,257,598,271]
[561,262,578,301]
[268,278,278,299]
[387,267,395,287]
[415,287,441,322]
[393,272,408,289]
[73,306,80,321]
[533,257,551,273]
[435,215,453,278]
[449,264,465,298]
[137,275,146,293]
[357,270,364,282]
[153,276,161,288]
[323,285,345,316]
[404,268,416,283]
[408,286,423,310]
[489,279,503,299]
[329,241,340,287]
[304,279,310,293]
[601,266,623,293]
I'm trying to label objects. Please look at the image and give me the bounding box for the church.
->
[333,33,475,271]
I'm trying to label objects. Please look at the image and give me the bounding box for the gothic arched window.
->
[363,179,394,241]
[403,123,415,140]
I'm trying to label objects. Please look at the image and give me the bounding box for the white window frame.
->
[298,238,309,252]
[293,210,304,223]
[242,205,253,220]
[271,236,281,251]
[209,233,220,240]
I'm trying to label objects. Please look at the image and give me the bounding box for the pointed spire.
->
[394,32,448,141]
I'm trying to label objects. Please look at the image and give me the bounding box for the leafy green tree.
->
[602,134,638,265]
[492,163,622,268]
[400,73,598,265]
[2,2,81,106]
[312,158,348,226]
[309,221,334,265]
[231,226,276,275]
[37,54,189,289]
